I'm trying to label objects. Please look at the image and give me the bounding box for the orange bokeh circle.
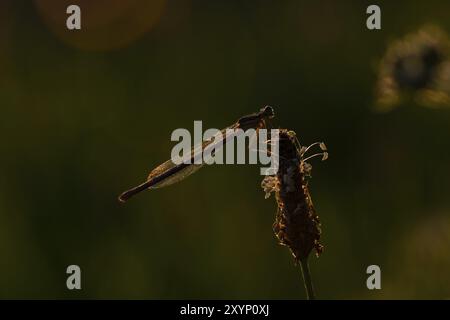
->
[33,0,166,51]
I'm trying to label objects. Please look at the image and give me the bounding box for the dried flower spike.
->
[262,129,325,261]
[261,129,327,299]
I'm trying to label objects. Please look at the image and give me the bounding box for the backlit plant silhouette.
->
[261,129,328,299]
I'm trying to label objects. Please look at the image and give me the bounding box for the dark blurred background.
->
[1,0,450,299]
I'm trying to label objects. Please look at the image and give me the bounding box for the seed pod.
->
[261,130,326,262]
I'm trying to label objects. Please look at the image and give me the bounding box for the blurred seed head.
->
[376,25,450,111]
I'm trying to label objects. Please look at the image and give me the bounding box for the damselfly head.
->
[260,105,275,119]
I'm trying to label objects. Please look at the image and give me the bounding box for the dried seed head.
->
[261,129,326,262]
[376,25,450,111]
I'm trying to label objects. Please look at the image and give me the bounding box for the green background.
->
[1,0,450,299]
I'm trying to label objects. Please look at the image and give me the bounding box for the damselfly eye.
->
[261,105,275,118]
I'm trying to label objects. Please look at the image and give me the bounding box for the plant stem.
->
[299,258,315,300]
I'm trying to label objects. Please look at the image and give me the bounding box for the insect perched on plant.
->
[118,106,275,202]
[261,129,328,299]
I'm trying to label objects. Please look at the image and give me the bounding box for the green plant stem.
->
[299,258,315,300]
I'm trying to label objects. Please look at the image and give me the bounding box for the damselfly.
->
[118,106,275,202]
